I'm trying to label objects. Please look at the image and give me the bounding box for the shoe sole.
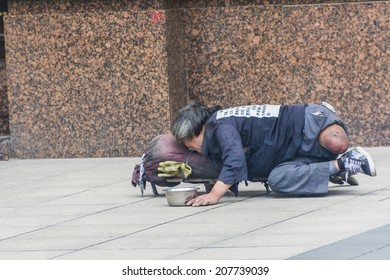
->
[356,147,377,176]
[347,175,359,185]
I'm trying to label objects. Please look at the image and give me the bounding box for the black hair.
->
[171,102,222,142]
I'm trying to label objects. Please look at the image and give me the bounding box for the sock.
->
[329,161,340,175]
[337,158,346,171]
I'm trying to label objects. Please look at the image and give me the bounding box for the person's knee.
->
[267,176,278,191]
[319,124,349,154]
[267,168,288,193]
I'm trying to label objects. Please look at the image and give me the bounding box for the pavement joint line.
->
[0,164,95,180]
[2,185,387,257]
[40,179,130,204]
[167,185,390,259]
[289,223,390,260]
[353,185,390,201]
[352,243,390,259]
[0,174,119,190]
[1,172,387,259]
[0,197,156,243]
[48,183,387,260]
[0,190,263,251]
[0,249,72,253]
[168,207,325,259]
[48,192,270,259]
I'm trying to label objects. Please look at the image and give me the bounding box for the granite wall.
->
[0,6,7,136]
[0,59,7,135]
[5,0,177,158]
[2,0,389,159]
[182,1,389,147]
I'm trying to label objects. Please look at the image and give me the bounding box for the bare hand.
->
[186,180,231,207]
[186,193,219,207]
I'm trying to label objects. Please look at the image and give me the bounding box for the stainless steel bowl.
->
[163,187,199,206]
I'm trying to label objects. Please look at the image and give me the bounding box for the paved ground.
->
[0,147,389,260]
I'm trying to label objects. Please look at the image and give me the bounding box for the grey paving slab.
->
[0,250,73,260]
[169,246,310,260]
[56,248,194,260]
[290,223,390,260]
[0,147,389,260]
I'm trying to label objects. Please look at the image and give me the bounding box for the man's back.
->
[202,104,306,181]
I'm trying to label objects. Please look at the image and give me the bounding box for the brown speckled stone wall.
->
[3,0,389,159]
[5,5,171,158]
[165,7,188,118]
[183,0,279,6]
[0,135,10,160]
[180,0,384,7]
[183,1,389,146]
[0,59,8,135]
[183,5,285,105]
[7,0,161,14]
[282,3,389,146]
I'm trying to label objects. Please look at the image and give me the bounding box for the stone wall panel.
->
[5,10,171,158]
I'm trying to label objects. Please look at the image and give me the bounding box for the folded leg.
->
[267,157,330,195]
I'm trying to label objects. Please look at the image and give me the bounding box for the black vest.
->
[202,104,306,183]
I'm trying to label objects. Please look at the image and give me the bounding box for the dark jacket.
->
[201,104,306,184]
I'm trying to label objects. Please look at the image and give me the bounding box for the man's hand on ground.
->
[186,180,231,207]
[186,193,220,207]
